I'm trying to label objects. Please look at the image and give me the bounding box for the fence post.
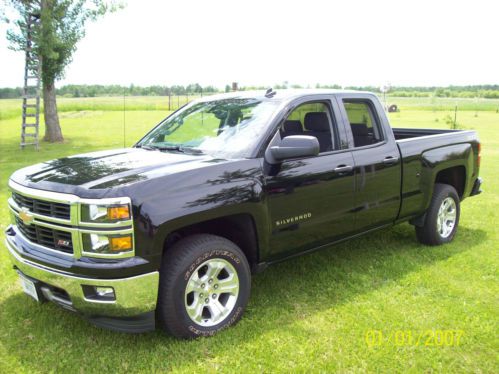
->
[168,94,171,111]
[177,95,180,109]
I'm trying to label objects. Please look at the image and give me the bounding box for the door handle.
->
[334,165,353,173]
[383,156,399,165]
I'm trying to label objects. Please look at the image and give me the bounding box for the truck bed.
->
[394,127,479,222]
[392,127,465,140]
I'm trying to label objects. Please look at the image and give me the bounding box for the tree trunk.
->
[43,81,63,142]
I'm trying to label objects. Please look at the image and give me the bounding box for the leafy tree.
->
[3,0,122,142]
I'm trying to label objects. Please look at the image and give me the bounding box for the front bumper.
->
[5,226,159,330]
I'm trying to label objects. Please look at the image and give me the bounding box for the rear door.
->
[336,94,401,231]
[264,96,356,260]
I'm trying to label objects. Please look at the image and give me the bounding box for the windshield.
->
[136,97,281,158]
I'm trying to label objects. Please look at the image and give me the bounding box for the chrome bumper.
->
[5,227,159,318]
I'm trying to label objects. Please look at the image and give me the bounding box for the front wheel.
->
[157,234,251,339]
[415,183,460,245]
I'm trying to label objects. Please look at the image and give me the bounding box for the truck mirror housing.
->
[269,135,320,162]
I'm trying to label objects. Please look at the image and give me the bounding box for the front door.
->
[264,99,356,260]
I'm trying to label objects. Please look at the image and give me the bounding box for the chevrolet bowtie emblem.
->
[19,207,35,225]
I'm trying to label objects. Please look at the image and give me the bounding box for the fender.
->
[419,143,472,211]
[131,159,270,267]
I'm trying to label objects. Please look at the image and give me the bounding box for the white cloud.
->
[1,0,498,88]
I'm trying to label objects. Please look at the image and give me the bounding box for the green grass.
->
[0,95,204,120]
[0,97,498,373]
[386,96,499,112]
[1,94,498,120]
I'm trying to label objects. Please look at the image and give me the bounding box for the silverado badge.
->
[275,212,312,227]
[19,207,35,226]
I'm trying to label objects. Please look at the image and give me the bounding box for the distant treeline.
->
[386,85,499,99]
[1,84,499,99]
[0,84,219,99]
[315,84,499,98]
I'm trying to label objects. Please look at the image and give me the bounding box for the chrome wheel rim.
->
[437,197,457,238]
[184,258,239,327]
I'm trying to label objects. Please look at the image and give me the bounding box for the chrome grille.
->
[8,180,134,259]
[12,191,70,220]
[15,216,73,254]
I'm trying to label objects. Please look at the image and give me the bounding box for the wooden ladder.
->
[21,12,41,150]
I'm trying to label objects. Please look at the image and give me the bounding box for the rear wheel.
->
[157,234,251,339]
[415,183,460,245]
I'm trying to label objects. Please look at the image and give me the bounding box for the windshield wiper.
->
[180,146,204,155]
[136,144,203,154]
[136,144,158,151]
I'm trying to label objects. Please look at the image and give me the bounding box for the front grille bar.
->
[13,192,71,220]
[15,216,73,253]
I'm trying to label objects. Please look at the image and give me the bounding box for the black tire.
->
[415,183,460,245]
[157,234,251,339]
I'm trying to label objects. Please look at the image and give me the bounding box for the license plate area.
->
[18,272,41,302]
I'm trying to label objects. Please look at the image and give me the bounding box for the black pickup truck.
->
[5,89,482,338]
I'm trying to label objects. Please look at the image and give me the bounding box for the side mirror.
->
[269,135,320,161]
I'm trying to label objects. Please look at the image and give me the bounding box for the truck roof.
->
[197,89,376,103]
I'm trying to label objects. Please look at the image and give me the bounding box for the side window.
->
[280,102,334,153]
[343,101,383,147]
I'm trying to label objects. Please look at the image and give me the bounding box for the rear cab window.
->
[342,100,383,147]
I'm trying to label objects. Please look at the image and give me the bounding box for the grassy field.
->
[0,97,498,373]
[1,94,499,121]
[385,96,499,112]
[0,95,200,121]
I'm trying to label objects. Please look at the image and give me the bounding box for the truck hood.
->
[10,148,228,194]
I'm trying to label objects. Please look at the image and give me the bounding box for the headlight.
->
[81,203,131,223]
[82,233,133,255]
[79,198,134,258]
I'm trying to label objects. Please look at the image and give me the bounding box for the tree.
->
[4,0,121,142]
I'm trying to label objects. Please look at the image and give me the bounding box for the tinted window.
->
[343,101,383,147]
[280,102,334,153]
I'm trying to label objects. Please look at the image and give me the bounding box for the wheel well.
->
[163,214,259,271]
[435,166,466,198]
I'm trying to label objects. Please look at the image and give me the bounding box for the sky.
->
[1,0,498,89]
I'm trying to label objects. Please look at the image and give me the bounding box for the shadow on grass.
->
[0,224,487,372]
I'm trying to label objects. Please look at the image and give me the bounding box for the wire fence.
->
[0,93,222,120]
[2,93,499,123]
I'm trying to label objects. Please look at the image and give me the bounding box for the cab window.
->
[280,102,334,153]
[343,101,383,147]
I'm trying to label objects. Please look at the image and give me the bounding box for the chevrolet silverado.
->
[5,89,482,338]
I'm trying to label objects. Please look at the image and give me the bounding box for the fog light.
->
[82,285,116,301]
[96,287,115,298]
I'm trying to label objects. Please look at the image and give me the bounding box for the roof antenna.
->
[265,87,276,98]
